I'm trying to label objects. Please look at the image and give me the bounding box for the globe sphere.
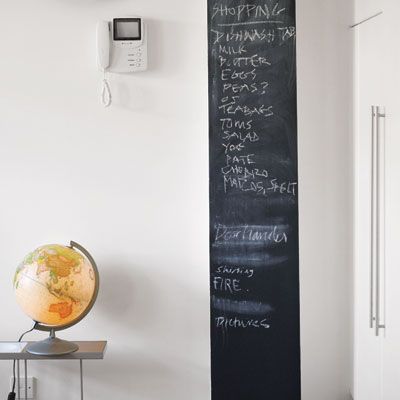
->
[14,244,97,327]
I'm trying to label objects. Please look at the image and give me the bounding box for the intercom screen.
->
[114,19,141,41]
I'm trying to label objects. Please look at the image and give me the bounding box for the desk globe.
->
[13,241,99,356]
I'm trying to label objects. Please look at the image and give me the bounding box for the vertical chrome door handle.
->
[370,106,377,329]
[375,106,386,337]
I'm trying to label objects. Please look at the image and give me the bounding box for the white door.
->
[379,1,400,398]
[354,7,387,400]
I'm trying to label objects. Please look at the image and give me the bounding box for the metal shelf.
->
[0,341,107,399]
[0,341,107,360]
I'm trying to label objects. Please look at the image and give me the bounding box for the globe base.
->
[26,335,79,356]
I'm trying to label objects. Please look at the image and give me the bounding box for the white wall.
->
[0,1,353,399]
[0,1,209,399]
[297,0,354,399]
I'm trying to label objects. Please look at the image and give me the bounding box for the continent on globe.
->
[14,244,96,326]
[49,302,73,319]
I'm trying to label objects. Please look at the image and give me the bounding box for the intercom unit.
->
[96,17,148,106]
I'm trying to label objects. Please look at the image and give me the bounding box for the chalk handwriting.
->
[214,224,288,244]
[215,316,270,329]
[212,3,285,21]
[213,276,242,293]
[211,27,295,44]
[215,265,255,278]
[209,0,297,339]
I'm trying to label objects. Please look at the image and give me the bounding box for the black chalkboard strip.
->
[208,1,301,399]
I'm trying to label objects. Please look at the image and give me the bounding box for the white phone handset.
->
[96,21,112,107]
[96,21,110,70]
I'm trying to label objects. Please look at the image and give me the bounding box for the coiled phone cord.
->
[101,71,112,107]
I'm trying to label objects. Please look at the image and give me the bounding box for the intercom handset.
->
[97,21,110,71]
[96,17,148,106]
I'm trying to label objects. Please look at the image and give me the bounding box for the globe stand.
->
[26,329,79,356]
